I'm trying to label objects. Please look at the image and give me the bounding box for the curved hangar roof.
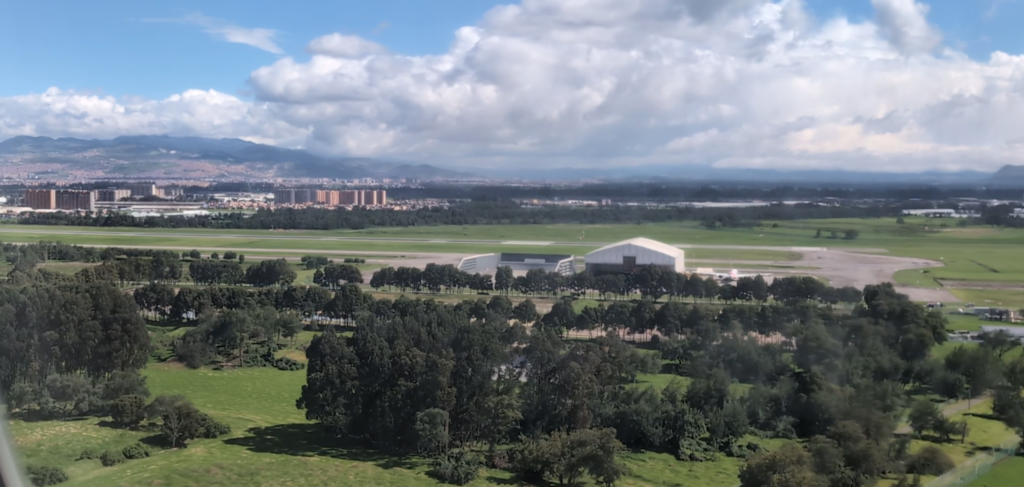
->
[585,237,684,270]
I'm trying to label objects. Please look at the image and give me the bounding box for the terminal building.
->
[584,237,685,275]
[458,253,576,276]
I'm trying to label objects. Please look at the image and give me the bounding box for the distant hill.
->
[991,165,1024,183]
[0,135,464,180]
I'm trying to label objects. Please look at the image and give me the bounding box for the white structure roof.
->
[588,237,683,258]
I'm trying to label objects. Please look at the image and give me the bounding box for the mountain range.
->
[0,135,461,180]
[1,135,1022,185]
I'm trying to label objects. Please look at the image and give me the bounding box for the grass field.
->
[965,456,1024,487]
[3,217,1023,285]
[0,226,800,262]
[9,361,773,487]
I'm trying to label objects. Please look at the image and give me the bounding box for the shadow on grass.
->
[222,423,420,470]
[484,475,521,486]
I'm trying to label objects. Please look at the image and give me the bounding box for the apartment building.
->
[127,182,158,197]
[24,189,56,209]
[96,188,132,202]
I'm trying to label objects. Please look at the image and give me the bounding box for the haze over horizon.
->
[2,0,1024,173]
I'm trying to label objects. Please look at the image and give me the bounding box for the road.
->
[0,227,953,299]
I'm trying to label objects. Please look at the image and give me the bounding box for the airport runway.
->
[0,227,954,301]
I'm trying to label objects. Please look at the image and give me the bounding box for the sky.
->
[1,0,1023,173]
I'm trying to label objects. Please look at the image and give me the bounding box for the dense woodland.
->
[2,242,1024,486]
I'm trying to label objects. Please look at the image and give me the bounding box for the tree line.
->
[17,199,902,231]
[372,264,863,305]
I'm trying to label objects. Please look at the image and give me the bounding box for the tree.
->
[110,395,147,428]
[980,329,1022,358]
[634,265,665,301]
[161,401,203,448]
[512,299,539,324]
[223,251,238,260]
[739,443,827,487]
[495,266,514,295]
[751,275,770,303]
[188,249,201,259]
[42,375,100,420]
[844,229,860,240]
[516,428,625,487]
[907,400,941,438]
[415,408,451,455]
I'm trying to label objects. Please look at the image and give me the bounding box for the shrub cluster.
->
[274,357,305,371]
[430,451,481,485]
[121,443,151,460]
[99,450,126,467]
[26,465,68,486]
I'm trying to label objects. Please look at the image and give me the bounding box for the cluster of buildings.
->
[273,189,387,207]
[22,182,183,211]
[24,189,96,211]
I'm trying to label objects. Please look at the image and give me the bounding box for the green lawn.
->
[949,289,1024,311]
[965,456,1024,487]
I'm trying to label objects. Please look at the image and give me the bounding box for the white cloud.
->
[6,0,1024,173]
[0,87,306,145]
[307,34,388,58]
[871,0,942,54]
[149,13,284,54]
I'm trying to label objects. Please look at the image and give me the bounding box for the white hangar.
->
[584,237,685,275]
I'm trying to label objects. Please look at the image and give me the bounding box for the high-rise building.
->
[96,188,132,202]
[127,182,158,197]
[295,189,313,204]
[274,189,296,205]
[376,190,387,206]
[24,189,56,209]
[55,190,96,211]
[339,190,358,205]
[362,190,378,206]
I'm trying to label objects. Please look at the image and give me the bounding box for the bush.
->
[197,412,232,438]
[121,442,151,459]
[676,438,716,462]
[26,465,68,486]
[487,450,512,471]
[430,451,481,485]
[905,445,954,476]
[273,357,305,371]
[110,394,147,428]
[77,448,100,460]
[99,449,126,467]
